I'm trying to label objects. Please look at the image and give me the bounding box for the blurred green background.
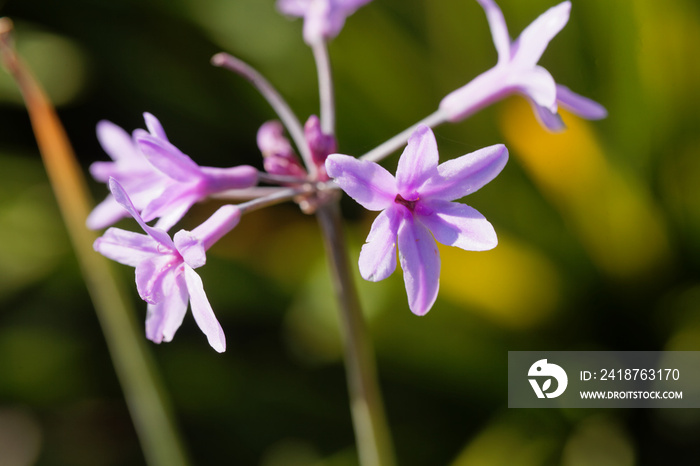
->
[1,0,700,464]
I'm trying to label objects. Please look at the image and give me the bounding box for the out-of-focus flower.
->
[439,0,606,131]
[87,114,175,230]
[94,179,241,352]
[257,120,307,178]
[277,0,373,44]
[257,116,337,181]
[134,122,258,231]
[534,84,608,130]
[304,115,336,180]
[326,125,508,315]
[89,113,258,231]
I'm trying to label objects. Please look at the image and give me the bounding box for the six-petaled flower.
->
[439,0,607,131]
[326,125,508,315]
[93,179,241,352]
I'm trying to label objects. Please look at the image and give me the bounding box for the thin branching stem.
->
[311,40,335,136]
[211,53,314,170]
[211,186,290,201]
[257,171,310,185]
[360,109,448,163]
[237,184,314,215]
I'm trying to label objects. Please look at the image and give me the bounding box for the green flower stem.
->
[316,200,396,466]
[1,19,190,466]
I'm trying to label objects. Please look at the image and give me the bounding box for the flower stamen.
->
[394,194,418,212]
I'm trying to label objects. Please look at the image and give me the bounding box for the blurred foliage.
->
[1,0,700,465]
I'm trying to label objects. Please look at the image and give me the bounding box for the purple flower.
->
[134,122,258,231]
[304,115,336,180]
[257,120,307,179]
[94,179,241,352]
[256,116,337,181]
[87,114,175,230]
[88,113,258,232]
[326,125,508,315]
[277,0,373,44]
[439,0,606,131]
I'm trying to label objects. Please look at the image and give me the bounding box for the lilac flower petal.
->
[189,204,241,250]
[325,0,373,37]
[325,154,396,211]
[421,144,508,201]
[173,230,206,269]
[152,199,196,233]
[556,84,608,120]
[199,166,258,192]
[439,67,507,122]
[358,206,401,282]
[258,120,294,158]
[279,0,372,43]
[305,115,337,165]
[512,1,571,68]
[125,176,172,201]
[145,271,188,344]
[108,178,174,248]
[530,101,566,132]
[476,0,511,64]
[96,120,138,163]
[86,195,129,230]
[93,227,159,267]
[398,218,440,316]
[396,125,439,195]
[89,161,118,183]
[143,112,169,141]
[159,272,190,342]
[304,1,335,43]
[140,183,199,227]
[145,303,166,343]
[136,133,201,183]
[184,265,226,353]
[277,0,311,16]
[419,200,498,251]
[514,65,558,112]
[135,255,175,304]
[335,0,373,9]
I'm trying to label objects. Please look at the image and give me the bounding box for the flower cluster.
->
[89,0,605,350]
[88,113,257,231]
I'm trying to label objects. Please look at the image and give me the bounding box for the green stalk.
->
[316,200,396,466]
[0,18,190,466]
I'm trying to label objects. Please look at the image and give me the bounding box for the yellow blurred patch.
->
[450,415,557,466]
[500,98,672,281]
[635,0,700,112]
[439,235,561,329]
[561,416,635,466]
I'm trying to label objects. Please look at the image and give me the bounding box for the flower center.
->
[394,194,418,212]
